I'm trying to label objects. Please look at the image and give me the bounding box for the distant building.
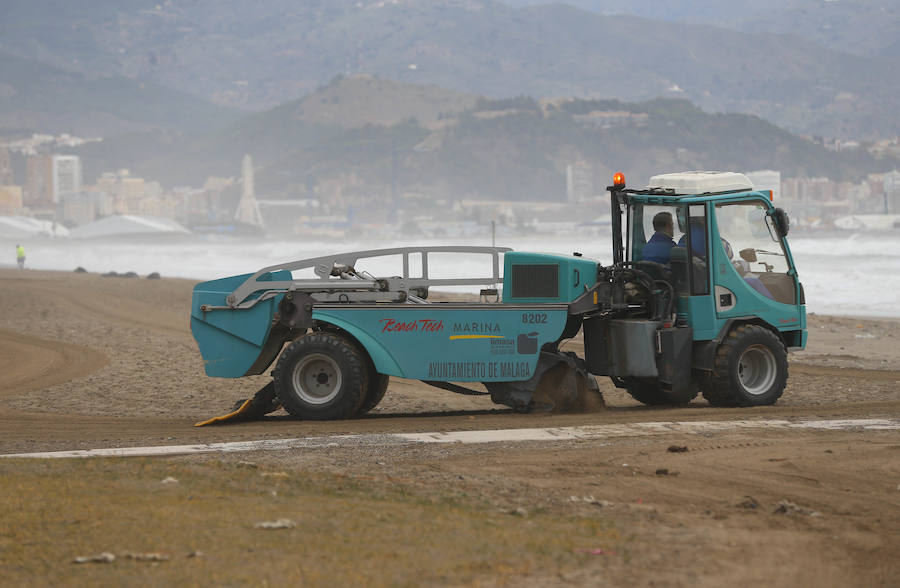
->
[745,170,781,202]
[118,177,146,208]
[25,155,53,209]
[94,169,146,214]
[0,148,12,185]
[780,176,860,224]
[59,191,113,226]
[139,195,178,219]
[51,155,83,202]
[566,161,593,203]
[0,185,23,214]
[883,170,900,214]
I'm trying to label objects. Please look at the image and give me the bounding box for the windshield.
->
[715,201,795,305]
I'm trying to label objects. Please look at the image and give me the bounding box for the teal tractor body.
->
[190,172,806,419]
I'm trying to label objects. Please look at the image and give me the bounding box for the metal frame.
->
[225,246,512,309]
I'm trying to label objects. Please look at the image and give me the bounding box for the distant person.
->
[16,244,25,270]
[641,211,676,264]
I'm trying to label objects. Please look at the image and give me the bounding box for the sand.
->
[0,268,898,586]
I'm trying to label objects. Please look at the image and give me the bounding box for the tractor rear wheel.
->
[702,324,787,407]
[273,332,367,420]
[359,369,389,414]
[625,378,697,406]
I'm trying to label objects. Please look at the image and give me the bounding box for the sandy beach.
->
[0,268,898,586]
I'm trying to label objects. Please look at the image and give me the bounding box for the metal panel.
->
[608,319,661,378]
[511,264,559,299]
[503,252,598,303]
[313,306,569,381]
[190,271,291,377]
[656,327,693,394]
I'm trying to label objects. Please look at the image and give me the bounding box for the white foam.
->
[3,230,899,317]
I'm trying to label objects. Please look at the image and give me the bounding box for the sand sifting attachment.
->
[194,382,281,426]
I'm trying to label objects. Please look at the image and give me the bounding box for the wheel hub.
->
[737,344,777,396]
[292,353,343,405]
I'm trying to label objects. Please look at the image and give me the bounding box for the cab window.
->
[627,202,689,293]
[629,203,684,263]
[715,202,795,305]
[686,204,709,295]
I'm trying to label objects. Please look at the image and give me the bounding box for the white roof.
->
[0,216,70,239]
[647,171,755,195]
[69,215,190,239]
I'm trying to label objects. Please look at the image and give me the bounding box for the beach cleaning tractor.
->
[191,171,806,424]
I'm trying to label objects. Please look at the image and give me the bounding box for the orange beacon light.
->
[612,172,625,187]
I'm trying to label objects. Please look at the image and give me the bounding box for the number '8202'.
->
[521,312,548,324]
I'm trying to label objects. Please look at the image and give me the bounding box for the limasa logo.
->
[517,332,538,354]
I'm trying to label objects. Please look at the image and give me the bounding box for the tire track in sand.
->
[791,363,900,381]
[0,329,107,402]
[2,278,188,339]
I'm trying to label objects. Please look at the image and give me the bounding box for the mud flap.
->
[194,382,281,427]
[486,351,604,413]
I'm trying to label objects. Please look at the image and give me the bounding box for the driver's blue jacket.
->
[642,232,676,264]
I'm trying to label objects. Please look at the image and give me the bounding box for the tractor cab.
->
[584,171,807,407]
[624,172,805,345]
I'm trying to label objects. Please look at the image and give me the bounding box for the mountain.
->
[72,77,900,204]
[0,51,239,136]
[2,0,898,139]
[72,75,478,187]
[500,0,900,58]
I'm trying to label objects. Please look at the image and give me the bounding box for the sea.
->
[4,230,900,318]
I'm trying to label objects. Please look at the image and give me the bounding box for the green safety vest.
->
[16,246,25,258]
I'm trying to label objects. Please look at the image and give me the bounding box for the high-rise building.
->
[25,155,53,209]
[883,170,900,214]
[0,148,12,185]
[51,155,83,202]
[566,161,593,203]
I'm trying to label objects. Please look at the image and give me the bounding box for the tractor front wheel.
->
[702,324,787,407]
[273,332,367,420]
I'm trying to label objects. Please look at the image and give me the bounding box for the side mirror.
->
[772,207,790,237]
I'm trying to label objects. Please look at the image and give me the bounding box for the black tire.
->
[311,324,387,415]
[273,332,367,420]
[359,371,389,415]
[625,377,698,406]
[702,324,788,407]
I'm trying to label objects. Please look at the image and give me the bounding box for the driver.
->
[641,211,676,264]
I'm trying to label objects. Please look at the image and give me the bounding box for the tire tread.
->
[702,324,788,407]
[273,332,367,420]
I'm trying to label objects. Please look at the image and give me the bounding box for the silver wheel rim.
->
[737,344,777,396]
[292,353,342,405]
